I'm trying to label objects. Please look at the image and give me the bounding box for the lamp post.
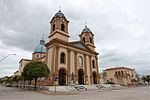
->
[0,54,16,62]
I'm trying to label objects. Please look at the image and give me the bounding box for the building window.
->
[60,53,65,63]
[36,54,39,58]
[83,37,85,43]
[78,56,83,66]
[42,55,46,57]
[21,62,23,67]
[90,37,92,43]
[118,71,121,76]
[115,71,117,76]
[53,24,55,31]
[92,60,95,68]
[125,71,127,76]
[121,71,124,76]
[61,24,65,31]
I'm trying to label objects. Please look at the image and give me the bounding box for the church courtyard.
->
[0,85,149,100]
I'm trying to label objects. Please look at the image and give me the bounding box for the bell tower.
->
[49,9,69,42]
[79,25,95,51]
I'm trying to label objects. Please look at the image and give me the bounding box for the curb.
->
[34,90,79,95]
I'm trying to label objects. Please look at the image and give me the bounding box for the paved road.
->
[0,85,150,100]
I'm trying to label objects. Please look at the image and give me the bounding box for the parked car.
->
[106,82,115,84]
[5,83,12,87]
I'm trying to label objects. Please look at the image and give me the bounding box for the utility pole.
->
[0,54,16,62]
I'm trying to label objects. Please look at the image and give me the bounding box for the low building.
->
[99,71,107,84]
[104,66,137,86]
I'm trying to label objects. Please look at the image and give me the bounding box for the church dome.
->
[82,25,91,32]
[34,39,46,53]
[55,10,64,17]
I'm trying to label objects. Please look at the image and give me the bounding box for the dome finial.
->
[42,34,44,40]
[85,21,87,26]
[59,5,61,12]
[85,21,87,28]
[82,22,91,32]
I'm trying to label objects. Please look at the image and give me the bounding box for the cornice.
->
[45,39,99,55]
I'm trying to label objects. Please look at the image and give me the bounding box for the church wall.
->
[45,39,99,85]
[32,53,46,60]
[77,53,84,68]
[18,60,30,75]
[39,57,46,62]
[70,51,75,74]
[58,47,68,70]
[91,56,97,73]
[50,31,69,42]
[86,56,91,84]
[47,47,53,72]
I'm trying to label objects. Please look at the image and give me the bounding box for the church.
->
[14,9,100,86]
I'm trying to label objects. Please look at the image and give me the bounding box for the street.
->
[0,85,150,100]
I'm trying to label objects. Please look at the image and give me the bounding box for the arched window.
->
[78,56,83,66]
[83,37,85,43]
[36,54,39,58]
[90,37,92,43]
[61,24,65,31]
[118,71,121,76]
[92,60,95,68]
[121,71,124,76]
[53,24,55,31]
[115,71,118,76]
[60,53,65,63]
[42,54,46,57]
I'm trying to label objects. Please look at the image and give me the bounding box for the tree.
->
[142,76,146,82]
[8,77,14,83]
[17,75,24,88]
[142,75,150,84]
[131,79,137,82]
[23,61,50,90]
[2,78,8,83]
[131,79,138,85]
[13,75,19,87]
[21,71,33,88]
[3,77,12,84]
[146,75,150,84]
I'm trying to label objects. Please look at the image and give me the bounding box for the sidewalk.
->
[34,86,126,95]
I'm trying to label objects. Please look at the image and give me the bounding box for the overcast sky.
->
[0,0,150,78]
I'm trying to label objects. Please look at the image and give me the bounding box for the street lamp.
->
[0,54,16,62]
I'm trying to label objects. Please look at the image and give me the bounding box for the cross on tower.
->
[42,34,44,40]
[59,5,61,11]
[85,22,87,26]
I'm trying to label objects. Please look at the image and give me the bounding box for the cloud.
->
[0,0,150,77]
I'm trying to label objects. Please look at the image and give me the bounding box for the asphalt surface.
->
[0,85,150,100]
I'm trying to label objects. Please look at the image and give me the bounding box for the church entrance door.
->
[93,72,97,84]
[78,69,84,85]
[59,69,66,86]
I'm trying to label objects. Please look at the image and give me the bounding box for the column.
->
[54,46,59,85]
[89,56,92,84]
[67,49,71,85]
[74,52,78,84]
[84,54,88,85]
[96,56,100,84]
[49,46,55,85]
